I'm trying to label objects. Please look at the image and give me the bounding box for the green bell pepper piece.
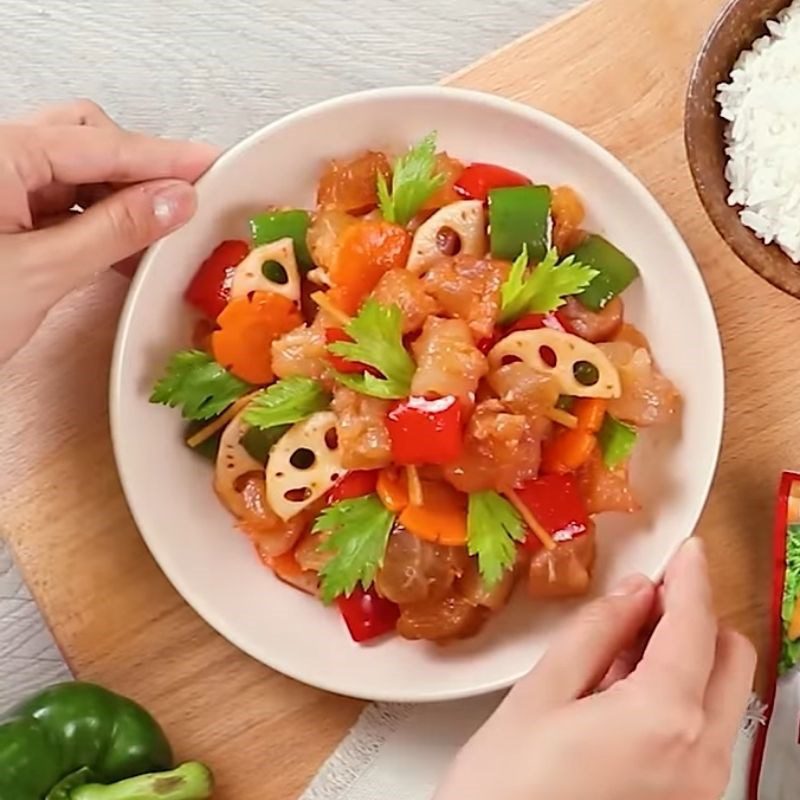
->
[57,763,213,800]
[185,420,222,462]
[570,234,640,310]
[241,423,290,462]
[598,415,637,469]
[249,209,313,271]
[489,185,552,262]
[0,682,173,800]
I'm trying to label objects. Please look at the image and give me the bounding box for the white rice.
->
[717,0,800,262]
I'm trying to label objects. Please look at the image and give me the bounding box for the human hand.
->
[435,539,756,800]
[0,100,218,364]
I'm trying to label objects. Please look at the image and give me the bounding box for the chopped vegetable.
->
[376,467,410,512]
[243,376,331,431]
[541,400,606,474]
[185,392,257,448]
[781,524,800,672]
[59,762,214,800]
[266,411,343,521]
[249,209,313,271]
[570,234,640,311]
[399,481,468,546]
[0,682,182,800]
[313,495,395,603]
[377,132,446,226]
[184,240,250,320]
[329,470,380,503]
[327,299,416,399]
[507,312,566,334]
[324,328,379,375]
[515,474,589,548]
[230,238,301,303]
[327,220,411,314]
[385,395,463,465]
[598,415,638,468]
[505,487,556,550]
[487,329,622,399]
[150,350,251,420]
[489,185,552,262]
[499,246,598,325]
[185,420,223,461]
[211,291,302,385]
[337,587,400,643]
[455,162,531,201]
[573,397,608,433]
[541,428,596,474]
[406,200,487,274]
[241,424,289,462]
[467,491,526,587]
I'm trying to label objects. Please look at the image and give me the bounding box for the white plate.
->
[110,86,724,702]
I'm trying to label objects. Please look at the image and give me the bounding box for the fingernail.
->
[610,573,651,597]
[151,181,196,227]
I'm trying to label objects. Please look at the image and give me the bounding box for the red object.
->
[507,313,566,334]
[748,472,800,798]
[184,240,250,320]
[454,163,531,202]
[515,474,590,550]
[324,328,382,377]
[337,587,400,643]
[477,328,502,355]
[386,395,464,465]
[554,309,578,334]
[329,470,380,503]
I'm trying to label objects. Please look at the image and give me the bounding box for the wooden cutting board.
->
[0,0,787,795]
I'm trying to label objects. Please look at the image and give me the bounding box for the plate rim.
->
[110,84,725,702]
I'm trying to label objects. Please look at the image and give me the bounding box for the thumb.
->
[510,574,655,713]
[37,178,197,294]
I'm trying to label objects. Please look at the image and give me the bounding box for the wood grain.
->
[0,0,780,795]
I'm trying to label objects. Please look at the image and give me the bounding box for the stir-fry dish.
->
[151,133,681,644]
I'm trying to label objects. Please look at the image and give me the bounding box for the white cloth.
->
[301,694,765,800]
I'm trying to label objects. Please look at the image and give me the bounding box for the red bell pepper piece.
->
[477,328,502,355]
[386,395,464,465]
[515,474,589,550]
[337,587,400,643]
[184,240,249,320]
[455,163,531,202]
[324,328,382,377]
[507,313,566,334]
[329,470,380,503]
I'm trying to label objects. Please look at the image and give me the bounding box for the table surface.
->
[0,0,582,707]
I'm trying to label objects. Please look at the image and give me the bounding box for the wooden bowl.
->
[685,0,800,296]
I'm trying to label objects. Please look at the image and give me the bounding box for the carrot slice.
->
[573,398,608,434]
[328,220,411,314]
[376,467,410,513]
[212,291,302,384]
[399,481,467,546]
[541,428,597,475]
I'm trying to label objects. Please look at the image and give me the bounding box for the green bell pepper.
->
[249,209,313,271]
[570,234,640,310]
[48,763,213,800]
[0,683,211,800]
[489,185,552,262]
[598,415,638,469]
[241,423,290,462]
[185,420,222,462]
